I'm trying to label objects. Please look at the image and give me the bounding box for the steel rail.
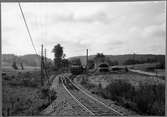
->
[61,77,95,116]
[66,75,124,116]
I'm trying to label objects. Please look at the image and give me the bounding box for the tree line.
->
[52,44,165,71]
[12,43,164,70]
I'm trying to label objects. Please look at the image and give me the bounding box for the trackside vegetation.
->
[2,71,57,116]
[80,77,165,116]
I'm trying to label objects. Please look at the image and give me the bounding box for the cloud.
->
[2,26,15,32]
[2,37,11,47]
[50,11,110,24]
[2,2,166,58]
[75,11,110,24]
[149,43,165,54]
[142,24,166,38]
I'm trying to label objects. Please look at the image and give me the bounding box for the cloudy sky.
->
[2,2,166,59]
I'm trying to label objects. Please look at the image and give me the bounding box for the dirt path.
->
[129,69,164,78]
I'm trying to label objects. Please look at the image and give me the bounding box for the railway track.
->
[61,74,124,116]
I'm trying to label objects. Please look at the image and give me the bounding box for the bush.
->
[134,83,165,115]
[40,87,57,103]
[12,61,18,70]
[40,87,50,99]
[80,77,96,90]
[102,79,135,101]
[38,102,50,112]
[2,71,52,116]
[49,90,57,102]
[98,79,165,115]
[22,79,38,88]
[24,72,30,78]
[3,96,41,116]
[3,75,11,81]
[80,77,88,85]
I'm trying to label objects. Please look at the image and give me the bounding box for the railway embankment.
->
[41,74,90,116]
[41,72,165,116]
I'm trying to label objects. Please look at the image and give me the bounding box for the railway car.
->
[70,64,83,75]
[69,58,83,75]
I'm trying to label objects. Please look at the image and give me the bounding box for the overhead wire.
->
[18,3,51,83]
[18,2,38,56]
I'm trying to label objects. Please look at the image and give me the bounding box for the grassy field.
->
[77,71,165,116]
[2,65,40,72]
[111,63,165,76]
[88,72,164,88]
[2,66,56,116]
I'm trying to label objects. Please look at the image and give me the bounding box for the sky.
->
[2,2,166,59]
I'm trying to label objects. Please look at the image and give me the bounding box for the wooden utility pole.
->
[41,44,44,86]
[44,48,47,70]
[44,48,47,64]
[86,49,88,73]
[44,48,49,80]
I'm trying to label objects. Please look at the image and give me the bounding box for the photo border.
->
[0,0,166,117]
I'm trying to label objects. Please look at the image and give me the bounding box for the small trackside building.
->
[97,62,109,72]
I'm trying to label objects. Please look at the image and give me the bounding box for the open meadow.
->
[2,66,55,116]
[111,63,165,77]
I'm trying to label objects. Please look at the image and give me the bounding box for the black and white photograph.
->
[1,1,166,116]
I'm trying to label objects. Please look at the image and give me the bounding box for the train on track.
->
[69,59,111,75]
[70,64,83,75]
[70,59,84,75]
[69,58,128,75]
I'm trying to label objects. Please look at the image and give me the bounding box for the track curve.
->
[61,74,124,116]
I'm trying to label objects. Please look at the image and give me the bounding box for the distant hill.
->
[68,54,165,66]
[3,54,164,67]
[2,54,53,67]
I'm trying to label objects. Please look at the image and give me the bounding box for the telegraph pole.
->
[41,44,44,86]
[44,48,47,66]
[44,48,49,80]
[86,49,88,73]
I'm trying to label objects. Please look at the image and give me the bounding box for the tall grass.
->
[133,83,165,115]
[100,80,165,115]
[80,77,165,116]
[2,71,57,116]
[80,76,96,90]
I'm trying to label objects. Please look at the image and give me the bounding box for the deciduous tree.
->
[52,44,64,70]
[12,61,18,70]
